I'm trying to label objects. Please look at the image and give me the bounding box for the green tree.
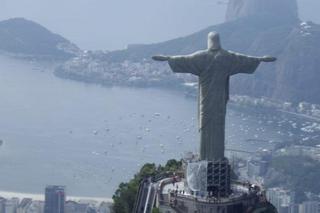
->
[112,160,182,213]
[152,208,160,213]
[268,156,320,195]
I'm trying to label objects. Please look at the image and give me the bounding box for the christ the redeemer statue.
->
[152,32,276,161]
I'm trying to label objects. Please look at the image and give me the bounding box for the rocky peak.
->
[225,0,299,23]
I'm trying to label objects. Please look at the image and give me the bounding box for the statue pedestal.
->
[207,158,231,198]
[185,158,231,198]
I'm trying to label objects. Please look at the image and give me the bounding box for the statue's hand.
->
[260,56,277,62]
[152,55,170,61]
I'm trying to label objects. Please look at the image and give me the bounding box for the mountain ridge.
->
[225,0,299,23]
[0,18,80,60]
[56,0,320,104]
[1,2,319,105]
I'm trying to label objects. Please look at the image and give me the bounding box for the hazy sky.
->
[0,0,319,50]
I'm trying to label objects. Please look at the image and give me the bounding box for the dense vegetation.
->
[112,159,182,213]
[267,155,320,202]
[249,202,278,213]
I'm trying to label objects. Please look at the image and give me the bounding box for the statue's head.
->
[207,32,221,50]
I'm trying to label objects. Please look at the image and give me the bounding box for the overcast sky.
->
[0,0,319,50]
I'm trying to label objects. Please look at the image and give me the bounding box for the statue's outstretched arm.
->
[152,55,171,61]
[229,52,277,75]
[152,52,204,76]
[258,56,277,62]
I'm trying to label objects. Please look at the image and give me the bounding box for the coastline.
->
[0,190,113,203]
[55,66,320,122]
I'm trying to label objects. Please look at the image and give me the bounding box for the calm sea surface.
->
[0,56,316,197]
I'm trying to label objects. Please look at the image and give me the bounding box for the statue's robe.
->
[168,49,261,161]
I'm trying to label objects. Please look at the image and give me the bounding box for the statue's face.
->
[208,32,221,50]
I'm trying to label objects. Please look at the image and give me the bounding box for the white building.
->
[4,198,19,213]
[267,188,294,213]
[26,201,44,213]
[17,198,32,213]
[299,201,320,213]
[0,198,6,213]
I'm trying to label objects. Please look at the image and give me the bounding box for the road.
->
[133,178,157,213]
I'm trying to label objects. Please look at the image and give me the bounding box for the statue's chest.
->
[200,62,229,81]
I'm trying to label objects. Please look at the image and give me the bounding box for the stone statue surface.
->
[152,32,276,161]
